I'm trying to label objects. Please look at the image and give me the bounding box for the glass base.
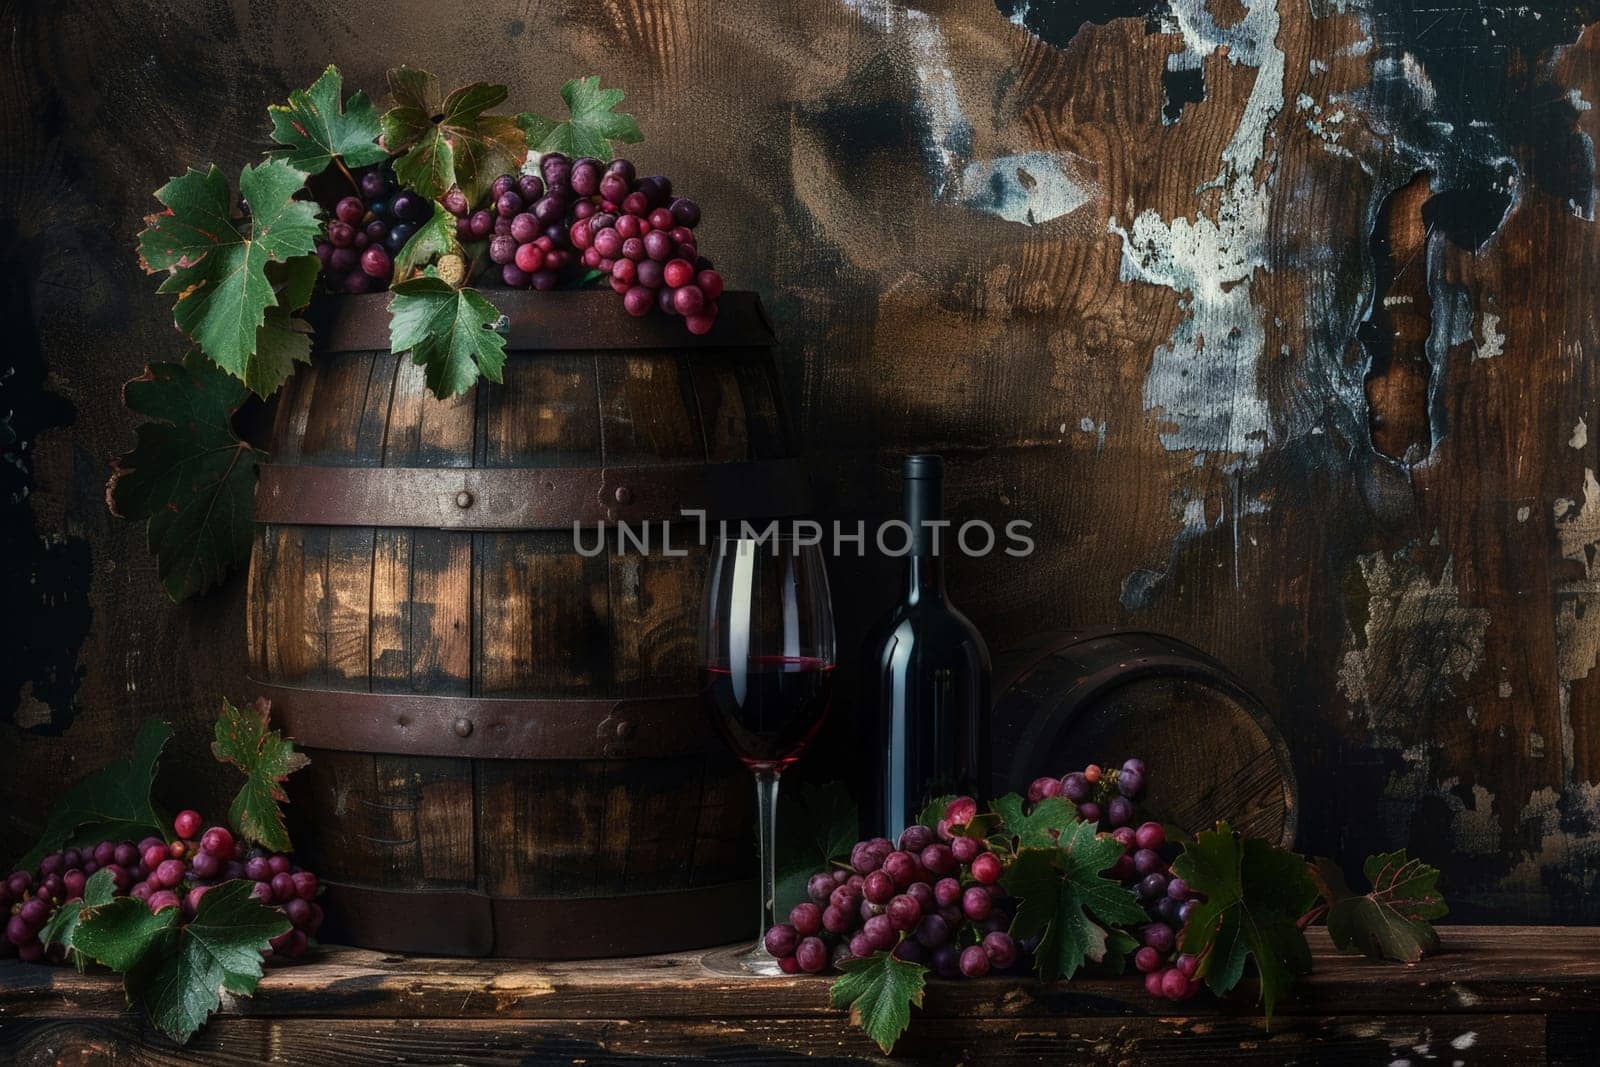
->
[703,941,787,977]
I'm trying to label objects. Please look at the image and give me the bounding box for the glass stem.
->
[754,769,781,944]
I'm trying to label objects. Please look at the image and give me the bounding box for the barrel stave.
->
[252,294,786,955]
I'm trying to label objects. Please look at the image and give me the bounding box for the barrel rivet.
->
[615,720,636,740]
[453,717,474,738]
[614,486,632,505]
[455,490,474,509]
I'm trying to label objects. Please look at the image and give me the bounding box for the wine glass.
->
[701,533,836,975]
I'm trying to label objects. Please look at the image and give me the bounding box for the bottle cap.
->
[903,454,943,479]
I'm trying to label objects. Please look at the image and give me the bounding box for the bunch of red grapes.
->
[311,153,724,335]
[2,809,322,964]
[314,167,419,293]
[764,796,1024,979]
[771,759,1206,1001]
[1031,758,1203,1001]
[451,164,575,291]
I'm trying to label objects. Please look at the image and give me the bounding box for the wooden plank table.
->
[1,927,1596,1064]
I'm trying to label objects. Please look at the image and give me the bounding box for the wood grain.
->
[3,0,1600,928]
[0,929,1594,1064]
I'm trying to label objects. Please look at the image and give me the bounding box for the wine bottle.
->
[863,454,992,839]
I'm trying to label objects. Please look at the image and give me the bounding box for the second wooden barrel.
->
[246,290,801,957]
[991,631,1297,847]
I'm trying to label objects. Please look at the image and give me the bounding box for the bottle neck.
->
[904,474,946,605]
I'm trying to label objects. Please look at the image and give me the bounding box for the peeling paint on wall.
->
[1474,312,1505,360]
[958,151,1098,225]
[1338,550,1490,740]
[1555,469,1600,685]
[1110,0,1284,460]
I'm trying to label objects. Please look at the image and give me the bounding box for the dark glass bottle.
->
[863,454,992,839]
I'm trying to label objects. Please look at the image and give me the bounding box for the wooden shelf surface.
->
[2,926,1597,1063]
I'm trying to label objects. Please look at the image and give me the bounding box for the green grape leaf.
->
[1098,927,1140,976]
[828,951,927,1055]
[72,896,180,972]
[916,795,956,832]
[16,720,171,871]
[39,868,119,952]
[388,273,507,399]
[992,794,1079,849]
[775,780,858,915]
[1323,850,1448,963]
[1007,825,1147,981]
[245,255,320,397]
[1172,822,1319,1021]
[138,160,321,389]
[107,354,263,601]
[77,881,290,1044]
[211,697,310,852]
[266,64,386,175]
[393,200,461,282]
[381,67,525,203]
[518,75,643,163]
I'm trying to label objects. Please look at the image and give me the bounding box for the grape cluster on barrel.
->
[2,808,322,964]
[314,167,415,293]
[1031,758,1202,1000]
[764,797,1025,979]
[455,165,575,291]
[313,151,725,335]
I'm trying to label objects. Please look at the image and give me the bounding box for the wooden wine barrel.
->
[246,290,802,958]
[991,631,1297,847]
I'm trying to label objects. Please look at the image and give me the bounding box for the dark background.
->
[4,0,1600,919]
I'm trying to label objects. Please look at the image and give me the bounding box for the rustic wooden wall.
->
[4,0,1600,920]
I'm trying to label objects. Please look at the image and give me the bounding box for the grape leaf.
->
[1324,850,1448,963]
[107,354,264,601]
[388,272,508,399]
[246,255,320,398]
[1172,822,1319,1021]
[1006,824,1147,981]
[992,794,1079,850]
[139,160,321,389]
[518,75,643,163]
[775,780,858,914]
[916,794,956,832]
[212,697,310,852]
[77,880,290,1044]
[266,64,386,175]
[1098,927,1140,976]
[828,951,927,1055]
[393,200,461,282]
[381,67,525,203]
[39,867,118,952]
[16,720,171,871]
[72,896,180,971]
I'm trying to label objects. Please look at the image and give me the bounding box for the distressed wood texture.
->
[5,0,1600,921]
[2,928,1598,1063]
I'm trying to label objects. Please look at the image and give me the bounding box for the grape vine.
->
[776,761,1450,1055]
[114,65,722,601]
[5,701,318,1043]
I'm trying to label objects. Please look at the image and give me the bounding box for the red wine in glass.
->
[701,656,835,772]
[700,535,835,975]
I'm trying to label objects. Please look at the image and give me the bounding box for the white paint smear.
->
[1475,312,1504,360]
[1110,0,1285,458]
[959,151,1097,226]
[840,0,969,194]
[843,2,1097,226]
[1571,417,1588,449]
